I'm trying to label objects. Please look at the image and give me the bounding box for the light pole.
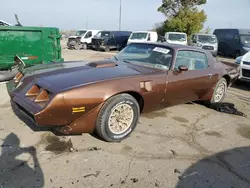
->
[119,0,122,30]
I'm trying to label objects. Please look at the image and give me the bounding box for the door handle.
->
[208,74,213,79]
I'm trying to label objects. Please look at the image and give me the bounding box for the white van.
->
[127,31,158,45]
[67,29,101,50]
[165,32,188,45]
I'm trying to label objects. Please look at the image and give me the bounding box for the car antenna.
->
[14,14,22,26]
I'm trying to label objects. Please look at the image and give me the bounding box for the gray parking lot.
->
[0,45,250,188]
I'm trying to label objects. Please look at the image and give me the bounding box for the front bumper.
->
[238,66,250,82]
[67,40,77,48]
[11,92,101,135]
[210,50,218,56]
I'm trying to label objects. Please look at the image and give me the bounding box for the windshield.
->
[130,32,148,40]
[114,43,173,70]
[240,35,250,47]
[168,33,186,41]
[95,31,111,37]
[74,30,87,36]
[197,35,217,44]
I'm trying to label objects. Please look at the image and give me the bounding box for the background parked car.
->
[213,29,250,58]
[92,30,132,52]
[127,31,158,45]
[0,20,12,26]
[67,29,101,50]
[189,33,218,56]
[235,50,250,82]
[165,32,188,45]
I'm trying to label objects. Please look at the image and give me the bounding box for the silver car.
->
[190,33,218,56]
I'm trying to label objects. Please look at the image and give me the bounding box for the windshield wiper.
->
[113,55,119,61]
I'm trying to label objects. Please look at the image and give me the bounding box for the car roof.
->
[131,42,209,53]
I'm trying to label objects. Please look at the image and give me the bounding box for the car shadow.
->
[0,133,44,187]
[175,146,250,188]
[231,80,250,92]
[195,101,246,117]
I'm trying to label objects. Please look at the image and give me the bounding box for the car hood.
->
[21,61,89,77]
[68,36,81,39]
[23,60,160,93]
[242,51,250,62]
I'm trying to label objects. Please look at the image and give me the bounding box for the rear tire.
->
[208,77,228,104]
[95,94,140,142]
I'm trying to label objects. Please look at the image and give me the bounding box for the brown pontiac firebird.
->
[7,42,239,142]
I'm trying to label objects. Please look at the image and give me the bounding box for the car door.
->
[108,32,117,48]
[163,50,218,107]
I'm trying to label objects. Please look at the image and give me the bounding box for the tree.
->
[158,0,207,17]
[164,7,207,36]
[155,0,208,37]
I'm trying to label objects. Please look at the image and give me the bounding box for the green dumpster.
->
[0,26,64,81]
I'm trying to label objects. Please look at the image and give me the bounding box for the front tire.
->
[104,46,110,52]
[82,43,87,50]
[209,77,228,104]
[95,94,140,142]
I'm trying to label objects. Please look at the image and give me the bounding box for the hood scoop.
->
[87,60,117,68]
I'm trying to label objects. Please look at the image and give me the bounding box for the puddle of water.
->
[237,126,250,140]
[204,131,222,138]
[172,117,189,123]
[40,133,73,154]
[142,110,168,119]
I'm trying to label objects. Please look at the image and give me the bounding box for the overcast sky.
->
[1,0,249,32]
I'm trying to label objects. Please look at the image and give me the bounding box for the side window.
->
[89,31,92,37]
[84,31,92,38]
[175,50,208,70]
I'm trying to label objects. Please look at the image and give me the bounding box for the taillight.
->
[14,72,24,83]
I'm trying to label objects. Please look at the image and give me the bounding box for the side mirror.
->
[178,65,188,71]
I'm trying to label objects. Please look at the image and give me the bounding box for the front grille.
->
[242,69,250,78]
[202,45,214,50]
[243,61,250,66]
[68,38,76,43]
[26,85,52,108]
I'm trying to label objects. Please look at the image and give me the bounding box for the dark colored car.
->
[8,42,239,142]
[92,31,132,52]
[213,29,250,57]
